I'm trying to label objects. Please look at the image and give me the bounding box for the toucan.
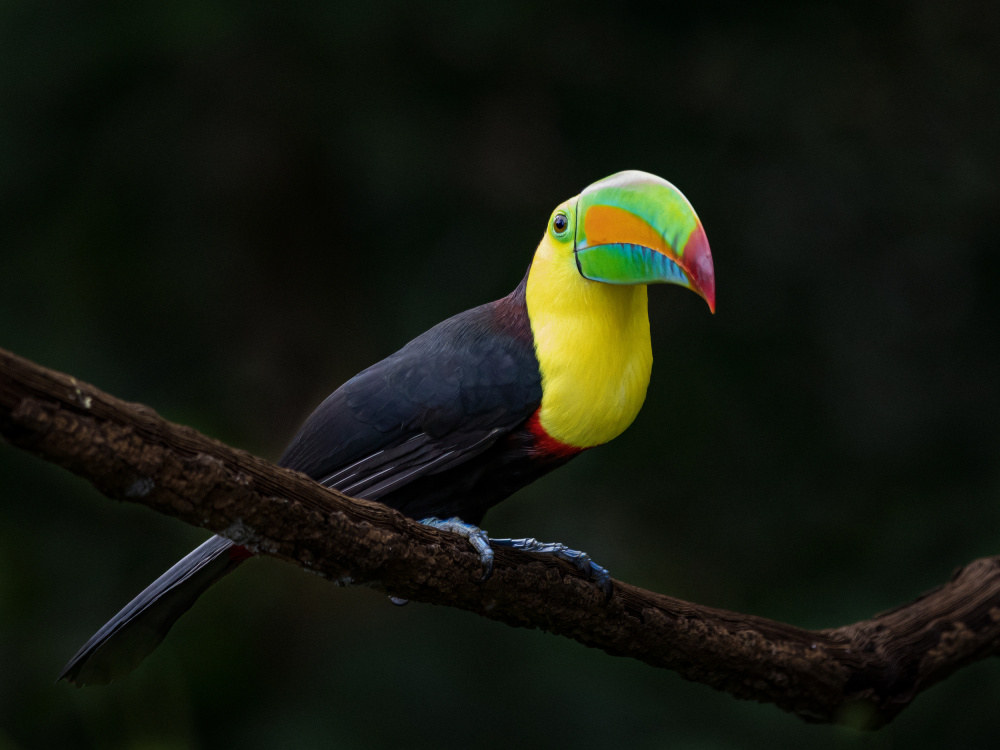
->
[60,170,715,685]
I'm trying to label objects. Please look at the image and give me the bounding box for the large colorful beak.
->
[573,170,716,312]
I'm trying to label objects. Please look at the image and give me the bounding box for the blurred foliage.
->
[2,0,999,748]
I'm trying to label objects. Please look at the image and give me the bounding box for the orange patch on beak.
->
[583,205,673,258]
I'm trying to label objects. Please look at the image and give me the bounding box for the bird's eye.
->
[553,214,568,234]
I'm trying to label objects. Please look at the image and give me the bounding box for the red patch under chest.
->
[526,409,586,459]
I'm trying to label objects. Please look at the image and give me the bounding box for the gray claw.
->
[417,519,614,599]
[419,517,495,582]
[490,536,613,600]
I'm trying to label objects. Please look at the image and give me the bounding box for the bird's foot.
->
[391,520,613,605]
[388,517,493,606]
[419,516,494,582]
[490,537,614,600]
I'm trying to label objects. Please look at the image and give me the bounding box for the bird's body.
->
[61,170,715,685]
[279,273,577,526]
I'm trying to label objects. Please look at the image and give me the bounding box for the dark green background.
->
[2,1,999,748]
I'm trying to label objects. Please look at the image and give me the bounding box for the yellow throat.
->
[525,230,653,449]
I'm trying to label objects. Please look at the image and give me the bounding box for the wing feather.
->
[279,280,540,511]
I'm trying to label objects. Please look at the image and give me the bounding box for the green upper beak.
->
[573,170,716,312]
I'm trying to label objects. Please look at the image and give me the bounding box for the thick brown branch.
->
[1,345,998,727]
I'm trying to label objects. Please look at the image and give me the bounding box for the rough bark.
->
[1,345,998,727]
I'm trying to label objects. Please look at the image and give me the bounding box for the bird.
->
[59,169,715,686]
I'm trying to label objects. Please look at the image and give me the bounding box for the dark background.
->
[2,1,999,748]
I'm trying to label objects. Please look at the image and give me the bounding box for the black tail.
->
[59,535,248,686]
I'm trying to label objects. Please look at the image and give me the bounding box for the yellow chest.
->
[525,249,653,449]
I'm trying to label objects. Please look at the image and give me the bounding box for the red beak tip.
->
[682,224,715,315]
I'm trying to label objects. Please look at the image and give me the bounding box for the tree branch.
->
[1,345,998,727]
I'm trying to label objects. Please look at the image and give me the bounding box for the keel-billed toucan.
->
[60,170,715,685]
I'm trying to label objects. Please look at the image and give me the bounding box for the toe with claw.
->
[413,518,614,601]
[490,536,614,601]
[420,516,495,581]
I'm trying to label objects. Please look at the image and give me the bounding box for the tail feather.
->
[59,535,248,686]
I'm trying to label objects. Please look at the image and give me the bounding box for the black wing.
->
[57,280,541,685]
[278,278,541,514]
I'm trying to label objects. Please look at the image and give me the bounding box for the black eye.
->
[553,214,568,233]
